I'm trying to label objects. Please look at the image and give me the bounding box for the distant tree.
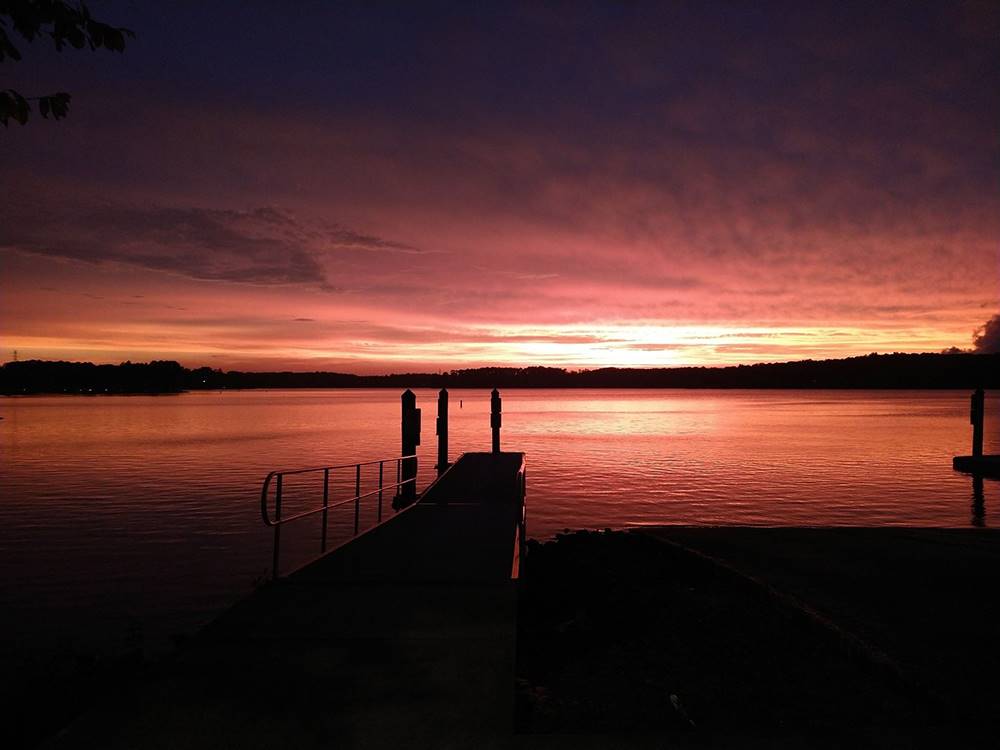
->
[0,0,133,126]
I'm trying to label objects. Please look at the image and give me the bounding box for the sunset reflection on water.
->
[1,388,996,654]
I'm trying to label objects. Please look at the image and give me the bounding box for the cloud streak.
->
[0,200,422,287]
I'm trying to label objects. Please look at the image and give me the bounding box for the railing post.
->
[396,389,420,509]
[436,387,449,475]
[321,468,329,553]
[272,474,283,579]
[354,463,361,535]
[971,387,985,457]
[378,461,384,522]
[491,388,502,453]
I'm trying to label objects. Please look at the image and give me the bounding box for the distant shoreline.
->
[1,384,997,397]
[2,352,998,395]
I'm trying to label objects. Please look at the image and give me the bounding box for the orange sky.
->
[2,3,998,372]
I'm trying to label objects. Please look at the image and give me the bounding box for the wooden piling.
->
[953,388,1000,477]
[436,388,449,475]
[971,387,985,457]
[398,389,420,507]
[491,388,502,453]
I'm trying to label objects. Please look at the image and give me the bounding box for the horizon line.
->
[1,349,992,377]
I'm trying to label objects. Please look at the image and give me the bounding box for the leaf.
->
[86,20,103,49]
[0,27,23,61]
[12,92,30,125]
[49,92,71,120]
[106,28,124,52]
[0,90,14,127]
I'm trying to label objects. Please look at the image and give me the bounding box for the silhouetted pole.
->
[972,475,985,527]
[436,388,449,475]
[398,389,420,507]
[491,388,502,453]
[971,387,985,457]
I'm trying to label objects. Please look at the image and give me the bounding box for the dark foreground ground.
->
[517,527,1000,746]
[11,527,1000,748]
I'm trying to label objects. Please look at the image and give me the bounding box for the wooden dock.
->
[50,451,526,749]
[953,454,1000,477]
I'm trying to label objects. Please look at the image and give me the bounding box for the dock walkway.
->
[51,452,526,750]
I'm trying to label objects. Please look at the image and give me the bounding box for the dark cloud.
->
[973,314,1000,353]
[0,202,324,285]
[328,226,425,254]
[0,201,420,287]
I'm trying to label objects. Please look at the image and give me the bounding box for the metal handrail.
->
[261,479,414,526]
[260,454,417,482]
[260,453,418,579]
[259,453,417,526]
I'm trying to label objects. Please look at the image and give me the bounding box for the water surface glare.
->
[1,389,997,654]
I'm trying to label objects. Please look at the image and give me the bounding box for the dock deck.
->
[51,451,526,749]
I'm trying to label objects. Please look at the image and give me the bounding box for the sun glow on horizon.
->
[2,320,972,373]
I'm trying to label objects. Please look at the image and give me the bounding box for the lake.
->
[1,388,997,656]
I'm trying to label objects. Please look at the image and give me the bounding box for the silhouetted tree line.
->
[3,353,999,394]
[0,359,189,393]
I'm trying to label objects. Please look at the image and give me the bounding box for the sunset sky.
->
[2,1,998,372]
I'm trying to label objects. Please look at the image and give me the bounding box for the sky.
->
[2,1,999,372]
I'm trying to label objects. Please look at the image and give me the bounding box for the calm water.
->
[1,389,997,655]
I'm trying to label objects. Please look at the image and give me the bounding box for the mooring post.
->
[398,389,420,508]
[971,387,985,457]
[436,388,449,475]
[491,388,502,453]
[973,475,985,526]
